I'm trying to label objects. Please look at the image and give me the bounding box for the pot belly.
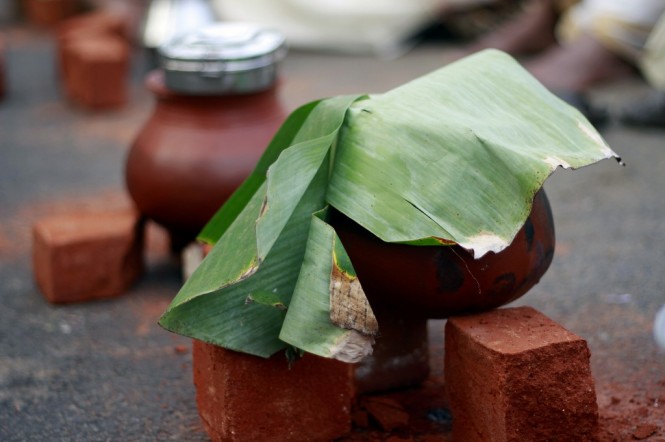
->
[332,190,555,318]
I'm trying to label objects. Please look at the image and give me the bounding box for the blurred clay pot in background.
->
[332,189,555,318]
[126,70,286,247]
[126,24,287,249]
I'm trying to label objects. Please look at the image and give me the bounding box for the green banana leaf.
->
[159,94,366,356]
[159,50,620,361]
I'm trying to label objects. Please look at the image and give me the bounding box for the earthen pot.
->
[125,70,287,246]
[332,189,555,318]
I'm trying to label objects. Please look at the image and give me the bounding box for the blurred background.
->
[1,0,664,440]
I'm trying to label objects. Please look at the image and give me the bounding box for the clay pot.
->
[125,70,287,246]
[332,189,555,318]
[338,190,554,392]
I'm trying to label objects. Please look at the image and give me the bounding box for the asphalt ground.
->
[1,23,664,441]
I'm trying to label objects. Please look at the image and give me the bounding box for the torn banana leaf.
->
[159,50,620,361]
[279,208,378,363]
[159,94,366,356]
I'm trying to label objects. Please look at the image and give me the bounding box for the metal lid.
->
[158,22,287,95]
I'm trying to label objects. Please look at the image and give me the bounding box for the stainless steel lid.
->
[159,22,287,95]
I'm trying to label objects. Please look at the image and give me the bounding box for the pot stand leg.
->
[354,311,430,394]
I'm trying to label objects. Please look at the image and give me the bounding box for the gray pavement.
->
[1,24,665,441]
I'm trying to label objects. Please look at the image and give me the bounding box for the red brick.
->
[361,397,410,431]
[64,36,129,109]
[193,340,354,442]
[445,306,600,441]
[55,10,128,96]
[32,209,144,303]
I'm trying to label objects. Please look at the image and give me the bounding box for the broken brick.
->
[32,208,143,303]
[445,306,600,441]
[633,424,658,440]
[362,397,410,432]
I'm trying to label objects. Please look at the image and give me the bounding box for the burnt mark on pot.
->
[540,190,555,234]
[492,273,516,298]
[524,217,535,251]
[532,241,555,275]
[540,246,555,275]
[435,249,465,294]
[515,242,555,296]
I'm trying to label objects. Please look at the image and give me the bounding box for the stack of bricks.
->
[56,11,130,109]
[32,208,144,304]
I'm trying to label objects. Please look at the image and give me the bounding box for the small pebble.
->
[426,407,453,425]
[632,424,658,440]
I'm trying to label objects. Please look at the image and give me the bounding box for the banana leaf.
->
[159,50,620,361]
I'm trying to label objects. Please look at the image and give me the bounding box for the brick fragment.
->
[193,340,354,442]
[32,209,144,303]
[362,397,410,432]
[633,424,658,440]
[445,306,600,441]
